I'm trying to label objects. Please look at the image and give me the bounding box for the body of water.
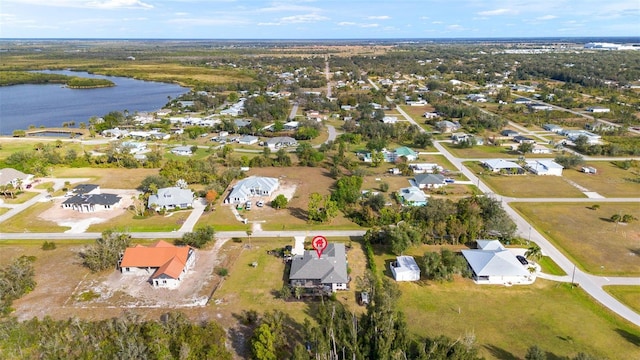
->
[0,70,188,135]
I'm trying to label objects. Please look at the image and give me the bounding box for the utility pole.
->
[571,265,576,287]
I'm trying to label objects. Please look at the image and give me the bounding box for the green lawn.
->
[511,203,640,276]
[87,210,192,232]
[603,286,640,314]
[1,191,39,204]
[0,202,70,233]
[538,256,567,276]
[0,208,9,216]
[397,279,639,359]
[465,162,586,198]
[444,143,557,159]
[563,162,640,198]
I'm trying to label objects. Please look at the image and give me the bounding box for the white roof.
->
[393,256,420,274]
[462,241,529,277]
[526,160,563,172]
[483,159,522,170]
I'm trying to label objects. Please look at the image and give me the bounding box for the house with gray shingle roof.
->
[0,168,34,188]
[289,243,348,293]
[413,173,447,189]
[225,176,279,204]
[148,187,194,211]
[62,193,121,212]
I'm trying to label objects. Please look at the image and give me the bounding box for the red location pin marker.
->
[312,235,328,258]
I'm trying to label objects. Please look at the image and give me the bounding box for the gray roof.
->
[0,168,32,186]
[148,187,194,208]
[227,176,279,202]
[289,243,348,284]
[462,247,529,277]
[265,136,297,146]
[74,184,99,194]
[414,173,445,185]
[399,186,427,203]
[63,193,120,206]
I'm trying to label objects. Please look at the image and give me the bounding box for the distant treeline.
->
[0,71,114,88]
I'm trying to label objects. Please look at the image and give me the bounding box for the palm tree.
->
[525,244,542,262]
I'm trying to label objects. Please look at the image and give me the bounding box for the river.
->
[0,70,188,135]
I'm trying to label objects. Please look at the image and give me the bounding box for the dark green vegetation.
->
[0,256,36,315]
[174,226,215,248]
[81,231,131,272]
[0,71,114,88]
[0,312,231,359]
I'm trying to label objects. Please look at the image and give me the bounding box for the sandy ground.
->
[38,189,140,233]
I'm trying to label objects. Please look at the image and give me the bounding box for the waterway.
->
[0,70,188,135]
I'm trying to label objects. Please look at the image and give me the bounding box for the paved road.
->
[434,141,640,327]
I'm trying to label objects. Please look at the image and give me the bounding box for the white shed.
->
[390,256,421,281]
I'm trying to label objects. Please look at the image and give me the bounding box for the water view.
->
[0,70,188,135]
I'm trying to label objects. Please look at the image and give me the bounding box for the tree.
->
[621,214,637,223]
[610,214,621,223]
[175,226,215,248]
[271,194,288,210]
[525,345,547,360]
[251,323,277,360]
[518,142,534,154]
[81,231,131,272]
[413,132,433,149]
[525,244,542,262]
[205,189,218,210]
[554,154,584,168]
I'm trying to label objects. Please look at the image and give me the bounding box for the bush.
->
[81,231,131,272]
[175,225,215,248]
[216,267,228,277]
[41,241,56,251]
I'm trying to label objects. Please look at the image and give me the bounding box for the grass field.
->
[511,203,640,276]
[563,162,640,198]
[537,256,567,276]
[444,143,557,159]
[1,201,70,233]
[52,167,159,189]
[465,162,586,198]
[1,191,39,204]
[603,286,640,314]
[86,211,192,232]
[0,208,9,216]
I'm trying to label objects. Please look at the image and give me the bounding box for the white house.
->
[461,240,535,285]
[413,174,447,189]
[586,106,611,113]
[531,145,552,154]
[423,112,439,119]
[265,136,298,150]
[482,159,524,174]
[382,116,398,124]
[409,163,443,174]
[390,256,421,281]
[0,168,34,188]
[171,146,193,156]
[226,176,279,204]
[289,243,348,293]
[238,135,259,145]
[398,186,428,206]
[62,193,121,212]
[148,187,194,211]
[525,160,564,176]
[119,240,196,288]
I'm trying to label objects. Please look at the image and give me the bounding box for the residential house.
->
[409,163,443,174]
[238,135,259,145]
[171,146,193,156]
[543,124,563,133]
[511,85,536,93]
[148,187,194,211]
[265,136,298,150]
[121,141,147,154]
[234,119,252,128]
[393,147,418,162]
[513,97,532,105]
[482,159,524,174]
[407,99,428,106]
[119,240,196,288]
[398,186,428,206]
[283,121,299,130]
[525,160,564,176]
[289,243,349,293]
[101,128,129,139]
[72,184,101,195]
[435,120,461,133]
[513,135,536,144]
[413,173,447,189]
[501,129,519,137]
[382,116,398,124]
[423,112,439,119]
[225,176,279,204]
[390,256,421,281]
[62,192,121,212]
[461,240,534,285]
[528,103,553,111]
[0,168,34,188]
[586,106,610,113]
[531,144,552,154]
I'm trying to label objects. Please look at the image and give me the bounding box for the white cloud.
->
[168,17,248,26]
[361,23,379,28]
[257,4,321,13]
[337,21,356,26]
[259,13,328,25]
[477,8,516,16]
[431,21,443,24]
[447,24,464,30]
[175,12,189,16]
[86,0,153,9]
[536,15,557,20]
[367,15,389,20]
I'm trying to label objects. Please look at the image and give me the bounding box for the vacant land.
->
[1,201,70,233]
[604,286,640,314]
[511,203,640,275]
[563,162,640,198]
[465,162,586,198]
[52,168,159,189]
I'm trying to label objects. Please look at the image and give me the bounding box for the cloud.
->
[536,15,557,20]
[431,21,443,24]
[86,0,153,9]
[168,17,248,26]
[367,15,389,20]
[336,21,379,28]
[447,24,465,31]
[337,21,356,26]
[259,13,328,25]
[477,8,516,16]
[257,4,321,13]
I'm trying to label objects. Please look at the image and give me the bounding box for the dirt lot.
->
[38,189,140,233]
[9,238,230,322]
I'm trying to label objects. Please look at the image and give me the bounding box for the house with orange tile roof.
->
[118,240,195,288]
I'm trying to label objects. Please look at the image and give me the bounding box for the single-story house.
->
[413,173,447,189]
[393,146,418,162]
[171,146,193,156]
[119,240,196,288]
[382,116,398,124]
[390,256,421,281]
[543,124,563,133]
[225,176,279,204]
[423,112,439,119]
[238,135,259,145]
[72,184,101,195]
[62,193,121,212]
[234,119,252,128]
[461,240,534,285]
[289,243,348,293]
[265,136,298,150]
[528,103,553,111]
[586,107,610,113]
[398,186,428,206]
[513,97,532,105]
[482,159,524,174]
[435,120,461,133]
[283,121,299,130]
[409,163,443,174]
[525,160,564,176]
[121,141,147,154]
[148,187,194,211]
[501,129,519,137]
[0,168,34,188]
[531,144,552,154]
[513,135,536,144]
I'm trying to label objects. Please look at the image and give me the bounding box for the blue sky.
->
[2,0,639,39]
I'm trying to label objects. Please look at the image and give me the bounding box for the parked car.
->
[444,178,455,184]
[516,255,528,265]
[245,201,252,210]
[256,200,264,207]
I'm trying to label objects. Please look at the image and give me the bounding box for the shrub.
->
[41,241,56,251]
[216,267,228,277]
